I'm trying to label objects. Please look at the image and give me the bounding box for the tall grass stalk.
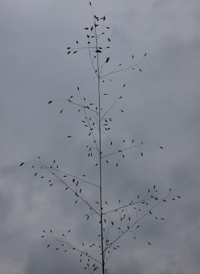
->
[20,2,180,273]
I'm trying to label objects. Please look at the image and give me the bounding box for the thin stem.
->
[93,19,105,274]
[49,167,99,188]
[102,143,144,159]
[46,235,101,265]
[39,161,100,216]
[103,196,152,215]
[104,194,170,252]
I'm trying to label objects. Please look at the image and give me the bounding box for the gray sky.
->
[1,0,200,273]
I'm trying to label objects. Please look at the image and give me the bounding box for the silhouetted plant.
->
[20,2,180,274]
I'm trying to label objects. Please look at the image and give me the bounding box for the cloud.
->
[1,0,200,273]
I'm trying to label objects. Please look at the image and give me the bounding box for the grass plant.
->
[20,2,180,273]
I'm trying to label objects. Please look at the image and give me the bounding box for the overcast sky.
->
[1,0,200,273]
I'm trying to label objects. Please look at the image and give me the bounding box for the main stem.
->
[95,26,105,274]
[99,68,104,274]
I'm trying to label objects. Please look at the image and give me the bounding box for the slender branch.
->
[104,194,170,252]
[102,142,144,159]
[45,235,102,265]
[48,166,99,188]
[39,161,100,216]
[103,196,152,215]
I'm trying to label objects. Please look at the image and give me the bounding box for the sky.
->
[1,0,200,273]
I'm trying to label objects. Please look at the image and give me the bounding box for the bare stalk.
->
[94,20,105,274]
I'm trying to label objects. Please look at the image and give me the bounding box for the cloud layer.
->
[1,0,200,273]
